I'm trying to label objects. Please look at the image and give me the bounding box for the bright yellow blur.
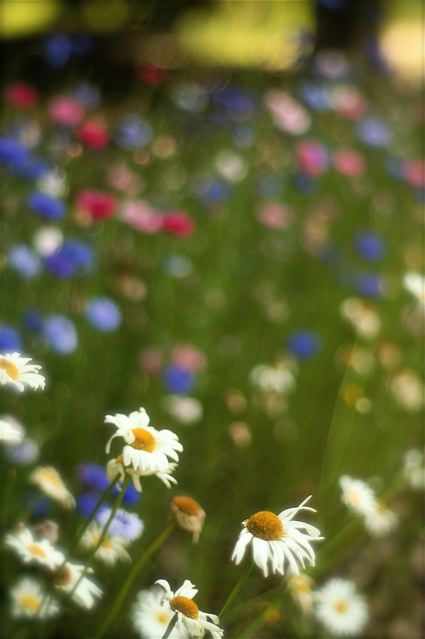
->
[1,0,61,37]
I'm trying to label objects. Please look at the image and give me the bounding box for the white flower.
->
[163,396,203,424]
[0,353,46,392]
[403,449,425,490]
[54,561,102,610]
[105,407,182,474]
[155,579,223,639]
[364,501,398,537]
[0,415,24,445]
[37,170,67,198]
[339,476,376,517]
[390,369,424,413]
[30,466,75,509]
[80,523,131,565]
[340,298,381,339]
[250,360,297,394]
[10,577,60,619]
[315,578,368,636]
[215,150,248,183]
[403,272,425,309]
[232,496,323,577]
[107,455,178,493]
[33,226,63,256]
[131,586,182,639]
[287,573,315,614]
[5,525,64,570]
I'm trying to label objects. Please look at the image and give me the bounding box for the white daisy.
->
[5,525,64,570]
[131,586,182,639]
[10,577,60,619]
[105,407,182,474]
[364,500,398,537]
[340,298,381,339]
[403,449,425,490]
[155,579,223,639]
[287,573,315,614]
[30,466,75,509]
[0,415,24,445]
[107,455,178,493]
[315,578,368,636]
[80,522,131,565]
[171,495,206,543]
[232,496,323,578]
[0,353,46,392]
[339,476,376,517]
[54,561,102,610]
[403,271,425,309]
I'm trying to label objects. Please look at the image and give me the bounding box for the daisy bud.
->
[171,496,206,543]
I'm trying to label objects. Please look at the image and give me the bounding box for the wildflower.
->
[354,231,385,261]
[48,95,84,126]
[0,326,22,352]
[250,360,297,394]
[78,119,109,150]
[30,466,75,509]
[356,117,392,147]
[85,297,122,332]
[105,407,182,474]
[77,463,110,491]
[131,586,180,639]
[37,170,68,198]
[0,353,46,392]
[232,496,323,577]
[115,115,152,149]
[53,562,102,609]
[96,507,144,542]
[5,525,64,570]
[390,369,424,412]
[340,298,381,339]
[44,239,93,278]
[333,149,365,178]
[33,226,63,256]
[163,365,195,394]
[5,82,38,108]
[8,245,41,279]
[155,579,223,639]
[27,192,66,221]
[339,476,376,516]
[403,449,425,490]
[76,189,117,221]
[0,415,24,445]
[287,573,315,614]
[106,455,177,493]
[163,396,203,424]
[315,578,368,636]
[7,438,39,464]
[286,331,321,361]
[403,272,425,309]
[364,501,398,536]
[161,212,195,237]
[80,522,131,565]
[42,315,78,354]
[10,577,59,619]
[171,496,206,543]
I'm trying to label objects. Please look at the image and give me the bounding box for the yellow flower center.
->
[156,610,171,624]
[20,594,41,613]
[101,537,113,549]
[0,357,19,380]
[27,544,48,559]
[170,595,199,620]
[334,600,349,614]
[346,490,362,507]
[172,496,201,516]
[38,468,61,486]
[131,428,156,452]
[245,511,284,541]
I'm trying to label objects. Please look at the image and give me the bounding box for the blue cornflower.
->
[42,315,78,354]
[356,118,392,147]
[163,364,195,394]
[23,310,44,334]
[12,155,50,180]
[118,483,140,506]
[354,232,385,261]
[27,192,66,220]
[44,239,93,278]
[8,245,41,279]
[85,297,122,332]
[352,274,382,298]
[299,82,330,111]
[0,137,28,165]
[212,87,256,118]
[195,178,232,205]
[97,508,144,541]
[0,325,22,352]
[77,492,102,518]
[44,34,73,68]
[115,116,152,149]
[77,463,109,491]
[286,331,321,360]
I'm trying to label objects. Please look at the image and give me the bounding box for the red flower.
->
[5,82,38,108]
[136,65,168,86]
[78,119,109,150]
[76,190,117,221]
[161,211,195,237]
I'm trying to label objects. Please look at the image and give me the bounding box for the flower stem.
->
[73,474,121,549]
[219,561,253,619]
[93,521,176,639]
[161,613,178,639]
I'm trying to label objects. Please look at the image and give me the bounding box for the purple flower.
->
[354,232,385,261]
[77,463,110,491]
[28,192,66,220]
[0,325,22,352]
[85,297,122,332]
[77,492,103,518]
[43,315,78,354]
[356,118,392,147]
[163,364,195,394]
[8,245,41,279]
[352,273,382,298]
[97,508,144,541]
[115,116,152,149]
[286,331,321,360]
[44,240,93,278]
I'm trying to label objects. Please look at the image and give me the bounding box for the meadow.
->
[0,46,423,638]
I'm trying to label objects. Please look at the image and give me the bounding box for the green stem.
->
[93,521,176,639]
[73,474,121,549]
[219,561,253,619]
[161,613,178,639]
[65,476,129,605]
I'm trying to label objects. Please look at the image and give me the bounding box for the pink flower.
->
[78,119,109,149]
[161,211,195,237]
[257,202,293,230]
[403,159,425,188]
[333,87,366,120]
[138,348,164,374]
[76,190,117,221]
[333,149,365,177]
[296,141,328,176]
[5,83,38,108]
[121,201,163,233]
[48,96,84,126]
[264,91,311,135]
[171,344,206,372]
[136,65,168,86]
[106,165,141,195]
